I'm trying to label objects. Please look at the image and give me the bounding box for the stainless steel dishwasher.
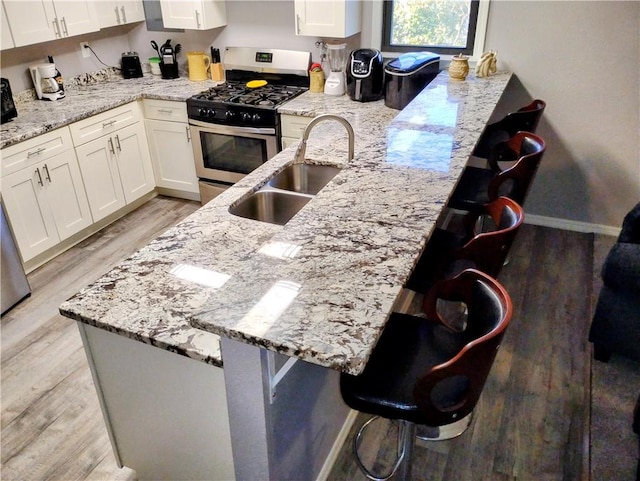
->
[1,200,30,315]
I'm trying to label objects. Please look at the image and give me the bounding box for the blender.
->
[324,43,347,96]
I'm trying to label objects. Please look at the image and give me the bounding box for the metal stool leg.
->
[396,420,416,481]
[353,416,416,481]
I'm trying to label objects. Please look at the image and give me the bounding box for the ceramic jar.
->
[449,55,470,81]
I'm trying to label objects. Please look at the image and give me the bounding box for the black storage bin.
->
[160,62,179,79]
[384,52,440,110]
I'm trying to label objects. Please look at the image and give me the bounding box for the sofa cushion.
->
[601,243,640,294]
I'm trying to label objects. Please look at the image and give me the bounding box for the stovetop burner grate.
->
[191,82,307,107]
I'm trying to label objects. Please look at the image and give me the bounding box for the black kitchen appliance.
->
[384,52,440,110]
[121,52,143,79]
[1,78,17,122]
[187,47,311,204]
[346,49,384,102]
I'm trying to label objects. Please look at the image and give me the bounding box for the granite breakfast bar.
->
[58,70,513,481]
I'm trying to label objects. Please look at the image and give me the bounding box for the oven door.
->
[190,119,279,185]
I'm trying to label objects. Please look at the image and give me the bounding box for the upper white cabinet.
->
[2,0,98,47]
[294,0,361,38]
[97,0,145,29]
[160,0,226,30]
[1,2,14,50]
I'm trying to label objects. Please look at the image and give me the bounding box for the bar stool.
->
[447,131,545,212]
[472,99,546,159]
[405,196,524,295]
[340,269,513,481]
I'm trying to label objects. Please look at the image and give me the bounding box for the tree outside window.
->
[383,0,480,55]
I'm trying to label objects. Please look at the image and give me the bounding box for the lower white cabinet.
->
[143,99,198,198]
[75,121,154,222]
[71,101,155,222]
[1,147,92,261]
[281,114,312,149]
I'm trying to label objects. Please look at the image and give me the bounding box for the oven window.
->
[200,131,268,174]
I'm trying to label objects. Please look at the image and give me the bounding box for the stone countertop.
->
[0,74,219,149]
[58,70,512,374]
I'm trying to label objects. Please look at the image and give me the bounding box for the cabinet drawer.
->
[143,99,188,123]
[70,101,142,146]
[1,127,74,177]
[281,114,312,139]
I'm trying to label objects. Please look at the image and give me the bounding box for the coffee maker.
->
[346,49,384,102]
[29,63,65,101]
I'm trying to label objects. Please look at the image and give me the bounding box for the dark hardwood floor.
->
[0,196,625,480]
[327,224,593,481]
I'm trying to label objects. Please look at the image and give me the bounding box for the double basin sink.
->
[229,163,341,225]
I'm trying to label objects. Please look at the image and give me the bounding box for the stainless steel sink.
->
[268,164,341,195]
[229,191,312,226]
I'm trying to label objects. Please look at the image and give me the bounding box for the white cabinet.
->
[143,99,199,199]
[96,0,144,29]
[294,0,361,38]
[2,0,98,47]
[281,114,312,149]
[1,2,14,50]
[71,102,154,222]
[0,128,92,262]
[160,0,226,30]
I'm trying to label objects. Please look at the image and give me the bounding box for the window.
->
[382,0,482,56]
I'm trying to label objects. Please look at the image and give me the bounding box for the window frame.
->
[382,0,480,56]
[370,0,491,62]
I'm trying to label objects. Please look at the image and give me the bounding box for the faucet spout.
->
[293,114,355,164]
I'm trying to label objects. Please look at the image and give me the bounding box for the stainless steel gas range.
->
[187,47,311,204]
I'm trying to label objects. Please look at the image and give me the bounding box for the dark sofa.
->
[589,202,640,362]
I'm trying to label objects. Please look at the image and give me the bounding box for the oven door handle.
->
[189,119,276,136]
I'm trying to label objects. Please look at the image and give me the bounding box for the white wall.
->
[480,1,639,228]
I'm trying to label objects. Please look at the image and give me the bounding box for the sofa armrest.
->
[618,202,640,244]
[601,242,640,293]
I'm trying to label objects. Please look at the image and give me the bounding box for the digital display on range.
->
[255,52,273,63]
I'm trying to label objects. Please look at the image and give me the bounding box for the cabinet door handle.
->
[27,147,46,158]
[195,10,201,28]
[120,6,127,23]
[114,134,122,152]
[158,108,173,114]
[35,168,44,186]
[102,120,116,129]
[43,164,52,183]
[296,14,301,34]
[60,17,69,37]
[114,6,121,24]
[108,137,115,155]
[186,126,191,143]
[53,18,61,38]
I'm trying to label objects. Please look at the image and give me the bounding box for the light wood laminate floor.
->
[0,196,618,480]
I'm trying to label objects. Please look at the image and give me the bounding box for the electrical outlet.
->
[80,42,90,58]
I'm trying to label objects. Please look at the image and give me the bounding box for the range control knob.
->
[240,112,251,122]
[251,113,261,124]
[225,110,237,120]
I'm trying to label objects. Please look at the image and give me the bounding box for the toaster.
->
[121,52,143,79]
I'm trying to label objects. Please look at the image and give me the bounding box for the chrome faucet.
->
[292,114,355,164]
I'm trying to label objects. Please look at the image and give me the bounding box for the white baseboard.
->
[524,214,620,237]
[316,409,359,481]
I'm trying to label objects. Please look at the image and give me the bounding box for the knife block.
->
[210,63,224,81]
[160,62,179,79]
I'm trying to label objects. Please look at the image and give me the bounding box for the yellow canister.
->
[309,70,325,93]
